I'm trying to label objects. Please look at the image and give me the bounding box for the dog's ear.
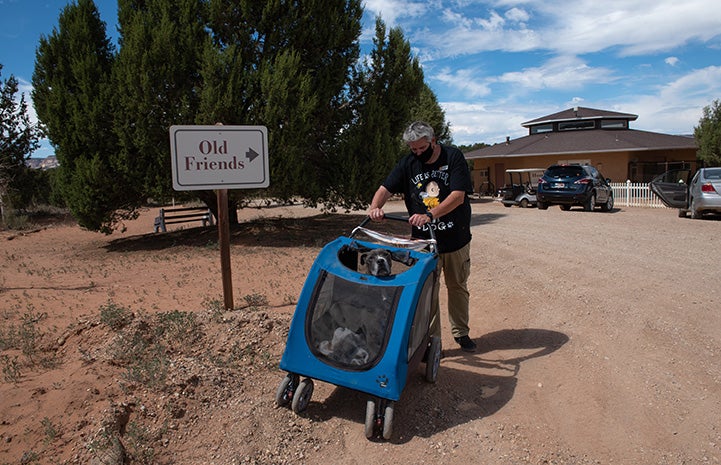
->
[359,253,367,265]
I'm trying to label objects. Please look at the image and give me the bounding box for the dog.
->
[360,248,393,277]
[317,327,370,366]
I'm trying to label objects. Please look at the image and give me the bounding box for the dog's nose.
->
[378,260,390,275]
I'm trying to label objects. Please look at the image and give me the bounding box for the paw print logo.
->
[376,375,389,388]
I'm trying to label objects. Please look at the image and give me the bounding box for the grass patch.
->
[99,300,134,330]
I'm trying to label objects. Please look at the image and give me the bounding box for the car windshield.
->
[704,168,721,180]
[546,166,585,178]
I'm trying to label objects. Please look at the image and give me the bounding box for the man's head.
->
[403,121,437,163]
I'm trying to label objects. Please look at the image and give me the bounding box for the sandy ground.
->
[1,198,720,465]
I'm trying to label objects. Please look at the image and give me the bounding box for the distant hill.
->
[26,156,59,170]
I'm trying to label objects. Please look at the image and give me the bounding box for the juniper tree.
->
[199,0,363,213]
[0,65,44,213]
[338,18,446,207]
[695,99,721,166]
[32,0,122,232]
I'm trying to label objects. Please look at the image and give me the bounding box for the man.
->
[368,121,476,352]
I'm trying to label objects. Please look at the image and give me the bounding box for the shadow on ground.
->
[105,213,414,252]
[297,328,569,443]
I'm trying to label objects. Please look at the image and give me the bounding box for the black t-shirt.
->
[382,144,473,253]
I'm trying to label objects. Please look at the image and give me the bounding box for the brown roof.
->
[465,129,697,160]
[522,106,638,127]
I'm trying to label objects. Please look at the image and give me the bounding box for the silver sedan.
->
[650,167,721,219]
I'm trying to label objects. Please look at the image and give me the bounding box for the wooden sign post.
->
[169,124,269,311]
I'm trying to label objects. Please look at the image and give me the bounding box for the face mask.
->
[414,143,434,163]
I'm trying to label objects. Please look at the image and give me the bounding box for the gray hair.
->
[402,121,435,143]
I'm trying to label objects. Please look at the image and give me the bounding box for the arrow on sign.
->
[246,147,260,162]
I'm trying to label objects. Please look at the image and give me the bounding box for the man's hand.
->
[409,213,432,227]
[369,207,385,222]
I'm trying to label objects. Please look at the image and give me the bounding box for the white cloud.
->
[448,65,721,145]
[534,0,721,56]
[393,1,721,60]
[504,7,530,24]
[493,55,617,91]
[434,67,491,98]
[362,0,430,25]
[665,56,680,66]
[442,101,529,145]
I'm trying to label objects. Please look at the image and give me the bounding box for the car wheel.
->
[690,198,701,219]
[678,209,687,218]
[537,201,548,210]
[583,193,596,212]
[600,194,614,212]
[519,198,529,208]
[560,205,571,211]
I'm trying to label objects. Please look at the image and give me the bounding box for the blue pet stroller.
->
[275,215,442,440]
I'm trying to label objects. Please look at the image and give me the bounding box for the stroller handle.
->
[355,213,437,249]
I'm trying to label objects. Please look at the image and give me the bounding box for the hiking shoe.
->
[454,335,477,353]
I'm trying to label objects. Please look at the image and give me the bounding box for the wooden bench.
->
[153,207,215,232]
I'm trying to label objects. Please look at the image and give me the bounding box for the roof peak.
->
[522,107,638,127]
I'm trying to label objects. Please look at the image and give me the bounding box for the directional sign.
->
[169,125,269,191]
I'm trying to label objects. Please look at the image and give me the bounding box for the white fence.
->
[610,181,667,208]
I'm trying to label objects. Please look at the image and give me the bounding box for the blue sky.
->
[2,0,721,158]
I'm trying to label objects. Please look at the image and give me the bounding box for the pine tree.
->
[32,0,122,233]
[695,99,721,166]
[337,17,442,207]
[113,0,207,204]
[0,65,44,214]
[199,0,363,210]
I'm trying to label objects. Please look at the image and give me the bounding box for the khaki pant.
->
[429,242,471,339]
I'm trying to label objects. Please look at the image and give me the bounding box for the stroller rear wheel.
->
[424,336,442,383]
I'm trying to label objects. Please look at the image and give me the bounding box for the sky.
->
[2,0,721,159]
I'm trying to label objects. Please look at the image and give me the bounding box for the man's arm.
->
[368,186,393,221]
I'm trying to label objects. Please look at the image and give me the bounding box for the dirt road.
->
[1,199,720,464]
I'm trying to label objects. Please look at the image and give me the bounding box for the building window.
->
[530,124,553,134]
[559,120,595,131]
[601,119,627,129]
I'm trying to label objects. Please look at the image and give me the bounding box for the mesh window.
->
[307,272,401,370]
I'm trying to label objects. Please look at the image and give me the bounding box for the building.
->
[464,107,698,193]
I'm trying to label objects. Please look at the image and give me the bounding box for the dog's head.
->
[360,248,393,277]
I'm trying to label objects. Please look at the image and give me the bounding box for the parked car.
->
[536,164,614,211]
[649,167,721,219]
[500,168,545,208]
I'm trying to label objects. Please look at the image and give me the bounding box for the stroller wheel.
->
[291,378,314,413]
[365,398,395,440]
[275,373,298,408]
[425,336,442,383]
[364,399,377,439]
[382,401,394,440]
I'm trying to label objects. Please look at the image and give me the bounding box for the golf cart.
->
[500,168,545,208]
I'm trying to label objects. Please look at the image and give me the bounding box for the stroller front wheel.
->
[364,398,395,440]
[364,399,376,439]
[275,373,298,407]
[382,402,394,440]
[291,378,314,413]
